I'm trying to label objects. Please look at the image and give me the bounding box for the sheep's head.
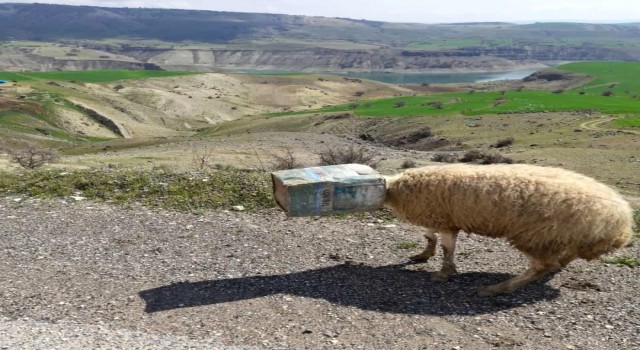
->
[382,174,403,210]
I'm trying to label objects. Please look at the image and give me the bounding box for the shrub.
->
[354,91,365,97]
[316,145,377,167]
[432,152,458,163]
[0,168,274,212]
[459,150,513,164]
[359,133,375,142]
[427,101,443,109]
[602,90,614,97]
[458,150,484,163]
[191,145,215,172]
[401,159,417,169]
[0,143,58,169]
[602,255,640,267]
[480,153,514,164]
[491,137,515,148]
[394,101,406,108]
[271,149,303,170]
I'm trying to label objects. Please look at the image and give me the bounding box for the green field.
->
[280,62,640,118]
[559,62,640,93]
[0,70,199,83]
[318,91,636,117]
[614,116,640,128]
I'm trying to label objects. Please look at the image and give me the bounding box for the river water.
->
[336,69,539,84]
[235,68,539,84]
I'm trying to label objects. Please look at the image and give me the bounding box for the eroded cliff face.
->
[116,45,640,72]
[119,48,542,73]
[3,44,638,73]
[0,47,160,71]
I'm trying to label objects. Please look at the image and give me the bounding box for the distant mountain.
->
[1,3,640,72]
[1,3,640,48]
[0,3,290,42]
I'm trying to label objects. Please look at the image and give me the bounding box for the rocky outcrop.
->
[0,48,162,72]
[24,53,162,71]
[117,47,537,73]
[456,45,640,61]
[71,103,125,138]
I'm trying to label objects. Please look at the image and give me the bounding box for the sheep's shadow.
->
[139,262,560,315]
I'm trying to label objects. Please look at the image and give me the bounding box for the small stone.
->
[232,205,245,211]
[605,325,614,329]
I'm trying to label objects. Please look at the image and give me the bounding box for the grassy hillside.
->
[281,62,640,118]
[0,70,199,83]
[559,62,640,93]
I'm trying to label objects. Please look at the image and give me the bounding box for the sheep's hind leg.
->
[432,230,459,281]
[477,255,560,297]
[410,228,438,262]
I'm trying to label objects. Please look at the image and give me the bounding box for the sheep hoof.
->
[431,272,450,282]
[409,254,430,263]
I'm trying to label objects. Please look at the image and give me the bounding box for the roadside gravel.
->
[0,197,638,349]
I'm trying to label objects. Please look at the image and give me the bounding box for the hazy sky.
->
[4,0,640,23]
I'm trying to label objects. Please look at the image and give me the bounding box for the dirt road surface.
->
[0,198,638,349]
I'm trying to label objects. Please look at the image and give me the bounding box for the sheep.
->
[383,163,634,296]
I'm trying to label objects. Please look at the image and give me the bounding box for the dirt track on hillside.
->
[0,197,638,349]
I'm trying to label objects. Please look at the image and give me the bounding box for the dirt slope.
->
[1,73,411,144]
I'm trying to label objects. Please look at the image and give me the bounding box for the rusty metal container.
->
[271,164,386,217]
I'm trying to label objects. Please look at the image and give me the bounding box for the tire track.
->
[579,117,640,135]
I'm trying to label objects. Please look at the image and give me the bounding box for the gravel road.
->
[0,197,638,349]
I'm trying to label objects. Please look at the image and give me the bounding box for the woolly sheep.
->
[383,163,634,296]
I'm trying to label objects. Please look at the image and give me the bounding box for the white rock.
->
[232,205,245,211]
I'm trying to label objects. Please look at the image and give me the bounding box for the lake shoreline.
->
[234,62,552,84]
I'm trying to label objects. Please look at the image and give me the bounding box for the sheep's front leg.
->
[432,231,458,281]
[410,228,438,262]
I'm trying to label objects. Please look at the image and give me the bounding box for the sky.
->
[3,0,640,24]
